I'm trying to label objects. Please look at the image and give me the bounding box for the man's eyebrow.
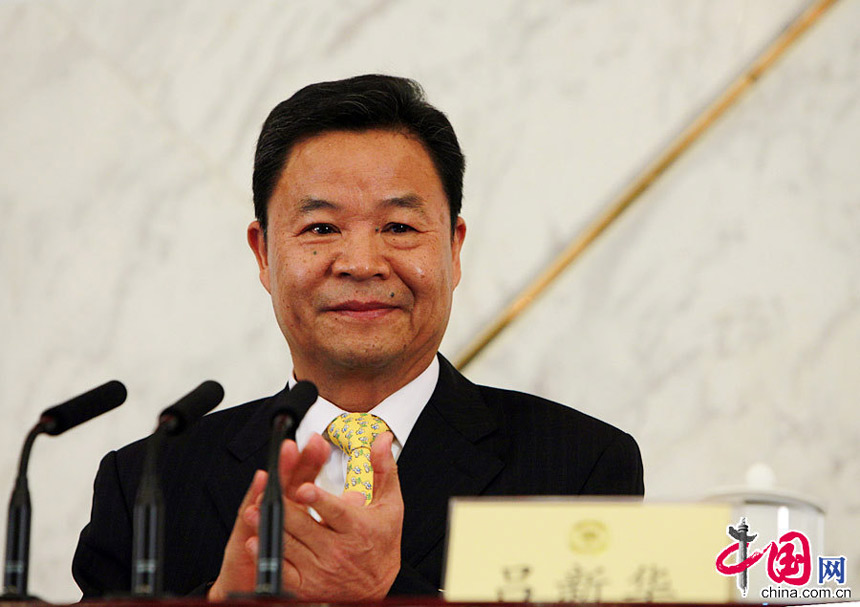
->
[381,194,427,216]
[296,195,427,215]
[297,198,339,214]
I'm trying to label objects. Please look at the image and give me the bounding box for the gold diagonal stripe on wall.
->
[454,0,838,371]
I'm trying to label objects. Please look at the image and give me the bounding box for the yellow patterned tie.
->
[326,412,390,504]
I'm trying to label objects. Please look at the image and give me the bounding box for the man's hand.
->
[275,432,403,600]
[207,435,330,601]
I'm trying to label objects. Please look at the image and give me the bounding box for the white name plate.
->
[443,498,733,603]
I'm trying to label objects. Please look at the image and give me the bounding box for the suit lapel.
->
[203,388,287,533]
[398,355,506,567]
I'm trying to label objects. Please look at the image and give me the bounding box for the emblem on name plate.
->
[569,519,609,555]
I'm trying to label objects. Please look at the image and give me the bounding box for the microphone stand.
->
[2,424,42,601]
[255,418,288,596]
[2,380,126,601]
[131,380,223,598]
[131,430,167,597]
[255,381,316,597]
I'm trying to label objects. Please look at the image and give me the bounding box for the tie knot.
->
[326,412,390,455]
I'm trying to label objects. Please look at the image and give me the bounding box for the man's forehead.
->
[268,129,451,228]
[286,129,426,165]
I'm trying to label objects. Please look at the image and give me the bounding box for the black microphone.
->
[132,381,224,598]
[40,380,127,436]
[256,381,318,596]
[157,380,224,435]
[3,381,127,600]
[271,380,318,438]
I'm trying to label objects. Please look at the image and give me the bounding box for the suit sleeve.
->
[72,450,134,598]
[580,431,644,496]
[388,561,440,596]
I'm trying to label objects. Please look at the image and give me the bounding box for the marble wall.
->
[1,0,857,601]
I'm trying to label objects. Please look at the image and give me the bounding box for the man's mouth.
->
[325,300,399,319]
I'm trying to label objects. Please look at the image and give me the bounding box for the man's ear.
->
[451,216,466,289]
[247,220,271,293]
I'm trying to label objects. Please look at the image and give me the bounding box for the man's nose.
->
[330,231,390,280]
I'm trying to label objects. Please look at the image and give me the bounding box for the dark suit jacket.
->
[73,355,643,597]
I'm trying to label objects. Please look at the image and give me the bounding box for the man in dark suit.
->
[73,75,643,600]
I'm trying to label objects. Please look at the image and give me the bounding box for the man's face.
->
[248,129,466,383]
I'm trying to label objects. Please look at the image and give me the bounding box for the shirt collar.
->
[292,356,440,450]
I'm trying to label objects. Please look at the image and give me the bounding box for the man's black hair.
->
[253,74,464,236]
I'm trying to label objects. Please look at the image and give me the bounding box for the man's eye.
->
[385,223,415,234]
[304,224,337,235]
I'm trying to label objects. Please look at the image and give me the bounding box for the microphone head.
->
[40,380,128,436]
[271,380,318,424]
[158,380,224,435]
[290,381,319,410]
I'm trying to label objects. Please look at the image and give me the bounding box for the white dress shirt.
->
[291,355,439,496]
